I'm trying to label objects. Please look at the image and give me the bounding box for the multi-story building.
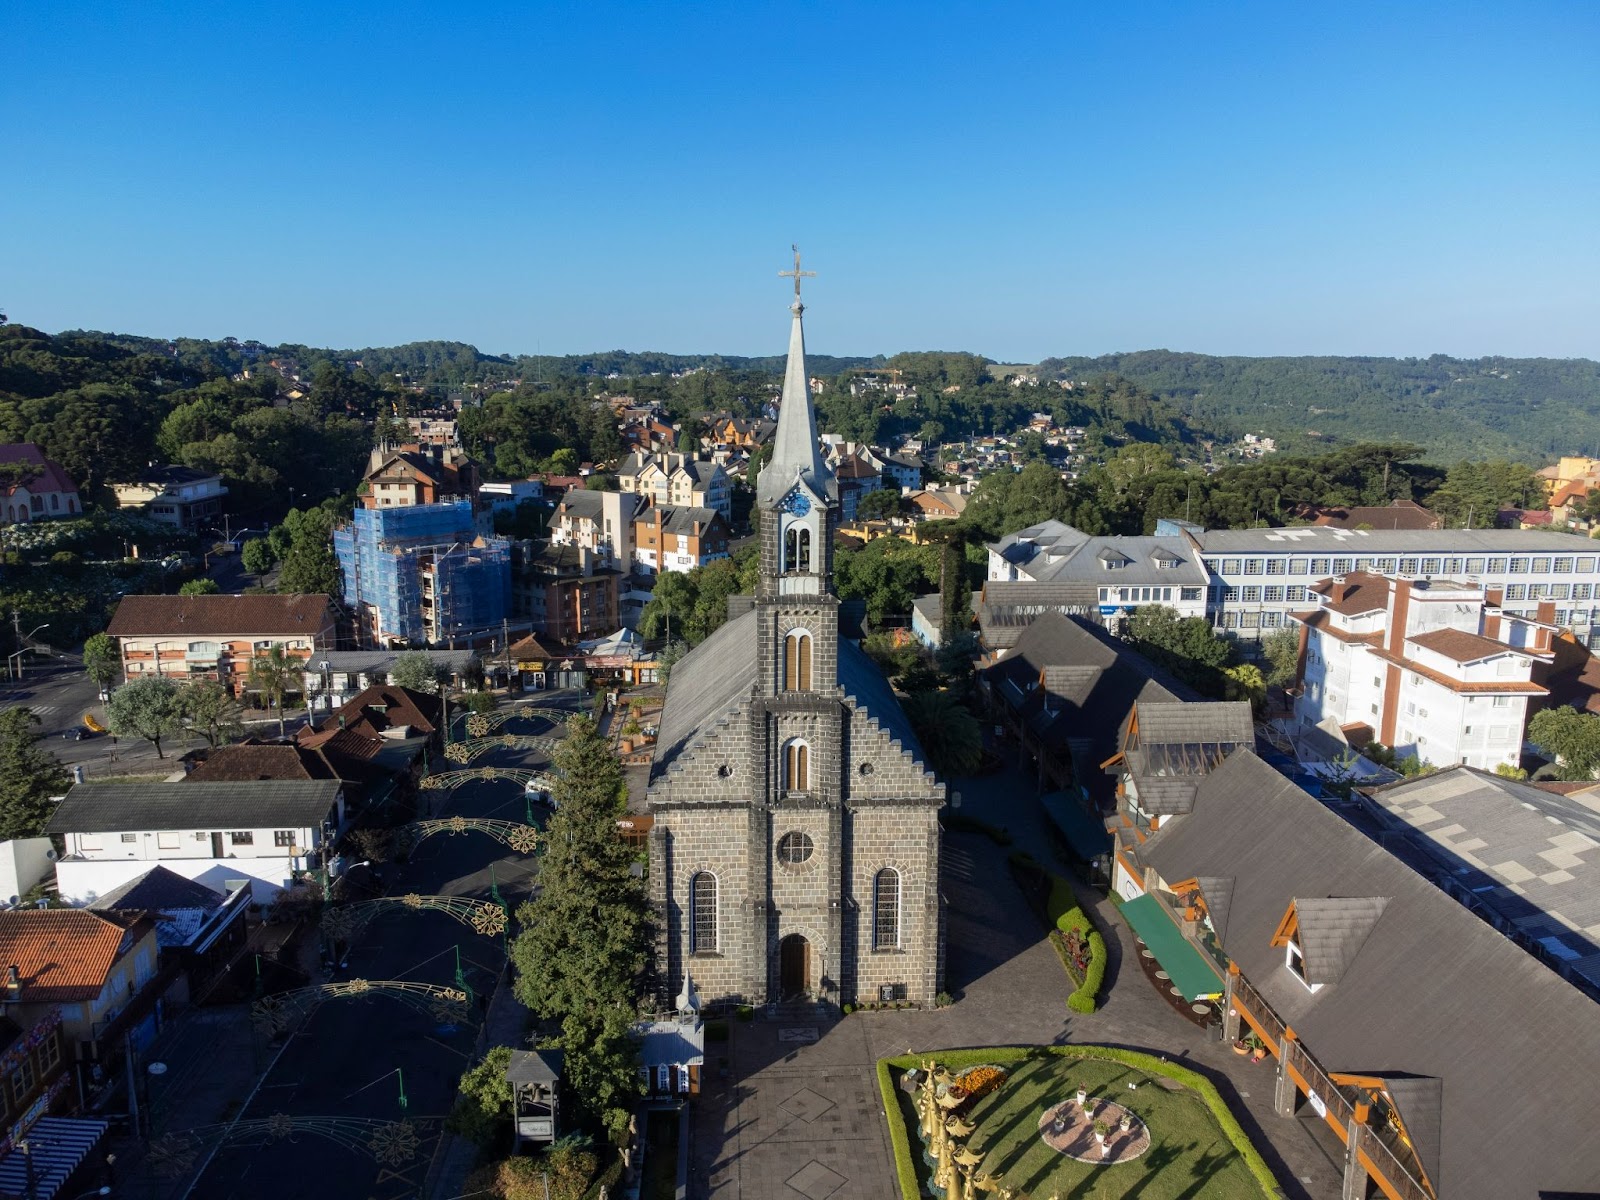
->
[361,444,480,509]
[106,593,337,694]
[863,446,923,492]
[1291,572,1547,770]
[549,490,643,570]
[110,466,228,531]
[0,443,80,524]
[987,520,1209,629]
[404,416,458,446]
[513,543,620,644]
[333,501,511,647]
[991,518,1600,648]
[616,454,731,522]
[632,505,729,575]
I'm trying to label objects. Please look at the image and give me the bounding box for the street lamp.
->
[8,623,48,680]
[145,1061,167,1139]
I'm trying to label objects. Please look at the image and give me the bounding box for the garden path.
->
[690,763,1346,1200]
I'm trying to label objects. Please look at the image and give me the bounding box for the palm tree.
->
[248,645,302,739]
[899,690,983,778]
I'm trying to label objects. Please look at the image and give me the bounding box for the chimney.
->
[1388,578,1412,655]
[4,965,19,1001]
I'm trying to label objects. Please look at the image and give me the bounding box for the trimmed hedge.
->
[1053,901,1106,1013]
[876,1045,1281,1200]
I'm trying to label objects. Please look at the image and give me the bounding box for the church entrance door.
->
[779,934,810,999]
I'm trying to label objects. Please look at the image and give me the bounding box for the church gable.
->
[844,701,942,801]
[650,718,754,805]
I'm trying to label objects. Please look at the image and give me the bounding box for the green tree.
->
[247,646,301,738]
[511,716,647,1137]
[241,537,276,576]
[82,632,122,691]
[899,691,983,777]
[179,578,221,596]
[106,675,186,758]
[855,488,902,522]
[275,508,342,596]
[546,447,580,476]
[178,679,245,748]
[1527,707,1600,780]
[0,708,70,840]
[390,652,443,694]
[1260,627,1301,689]
[1223,662,1267,716]
[1123,605,1236,696]
[446,1045,513,1146]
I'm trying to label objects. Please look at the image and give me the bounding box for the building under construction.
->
[334,500,511,647]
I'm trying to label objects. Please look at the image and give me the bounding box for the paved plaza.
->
[691,763,1347,1200]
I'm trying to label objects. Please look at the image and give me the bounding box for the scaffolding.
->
[335,502,510,646]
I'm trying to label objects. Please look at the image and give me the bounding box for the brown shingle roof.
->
[1310,499,1441,530]
[0,909,152,1002]
[107,593,333,637]
[185,743,338,783]
[1308,572,1390,616]
[305,684,441,741]
[1407,627,1524,664]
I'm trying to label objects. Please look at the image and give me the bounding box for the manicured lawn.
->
[887,1050,1269,1199]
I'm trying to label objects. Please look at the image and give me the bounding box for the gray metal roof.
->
[89,865,222,911]
[504,1048,563,1084]
[1195,525,1593,553]
[47,780,342,834]
[1364,767,1600,988]
[634,1019,705,1066]
[993,522,1207,587]
[1142,750,1600,1200]
[305,649,477,674]
[758,301,835,506]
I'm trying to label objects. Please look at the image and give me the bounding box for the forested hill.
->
[1035,351,1600,463]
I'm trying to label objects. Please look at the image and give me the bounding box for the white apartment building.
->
[550,489,644,571]
[987,520,1209,627]
[1170,522,1600,647]
[992,519,1600,649]
[616,453,731,522]
[1292,572,1548,771]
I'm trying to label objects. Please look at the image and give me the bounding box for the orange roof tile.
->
[0,909,152,1002]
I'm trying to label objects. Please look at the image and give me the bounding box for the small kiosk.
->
[505,1048,563,1150]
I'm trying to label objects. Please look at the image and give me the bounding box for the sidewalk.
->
[424,967,531,1200]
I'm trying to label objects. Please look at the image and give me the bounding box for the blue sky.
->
[4,2,1597,360]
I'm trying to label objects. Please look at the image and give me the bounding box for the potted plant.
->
[620,716,642,752]
[1231,1037,1251,1056]
[1076,1086,1089,1108]
[1247,1033,1268,1062]
[1119,1111,1133,1133]
[1092,1119,1110,1145]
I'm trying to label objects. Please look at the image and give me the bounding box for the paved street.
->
[692,762,1347,1200]
[116,693,581,1200]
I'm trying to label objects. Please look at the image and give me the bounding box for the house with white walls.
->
[46,780,346,905]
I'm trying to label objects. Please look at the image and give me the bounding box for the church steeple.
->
[757,247,835,509]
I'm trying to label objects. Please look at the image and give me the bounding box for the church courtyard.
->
[883,1048,1274,1200]
[686,763,1348,1199]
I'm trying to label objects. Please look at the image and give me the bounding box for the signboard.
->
[1306,1090,1327,1119]
[518,1117,554,1140]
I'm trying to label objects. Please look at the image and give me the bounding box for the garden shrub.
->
[877,1046,1280,1200]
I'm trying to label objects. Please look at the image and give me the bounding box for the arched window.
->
[784,740,810,793]
[784,526,813,573]
[873,868,901,950]
[784,631,813,691]
[689,872,718,953]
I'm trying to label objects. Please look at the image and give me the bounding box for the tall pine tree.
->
[0,709,70,841]
[511,715,650,1139]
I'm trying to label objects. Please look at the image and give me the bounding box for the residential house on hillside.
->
[1291,572,1547,770]
[47,780,347,904]
[616,453,731,522]
[863,446,923,492]
[110,465,227,531]
[0,443,80,523]
[297,684,444,799]
[632,505,729,575]
[905,488,968,521]
[106,593,336,695]
[1114,748,1600,1200]
[830,448,881,520]
[361,443,480,510]
[1356,766,1600,1000]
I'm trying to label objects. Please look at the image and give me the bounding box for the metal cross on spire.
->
[778,244,815,309]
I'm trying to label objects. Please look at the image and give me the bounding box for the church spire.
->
[758,247,834,507]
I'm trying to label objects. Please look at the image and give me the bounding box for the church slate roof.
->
[649,608,933,784]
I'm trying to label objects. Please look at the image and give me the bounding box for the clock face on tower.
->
[781,489,811,517]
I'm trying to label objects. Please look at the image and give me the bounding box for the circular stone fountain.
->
[1037,1097,1150,1163]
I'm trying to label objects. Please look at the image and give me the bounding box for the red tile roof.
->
[0,444,77,497]
[1408,628,1523,664]
[0,909,152,1002]
[1309,499,1441,530]
[303,684,440,741]
[107,593,334,637]
[1308,572,1391,616]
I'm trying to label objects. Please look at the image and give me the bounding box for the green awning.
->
[1121,893,1224,1002]
[1040,791,1112,862]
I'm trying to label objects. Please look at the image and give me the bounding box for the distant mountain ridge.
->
[1036,350,1600,462]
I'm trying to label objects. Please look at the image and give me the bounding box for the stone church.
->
[647,264,947,1009]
